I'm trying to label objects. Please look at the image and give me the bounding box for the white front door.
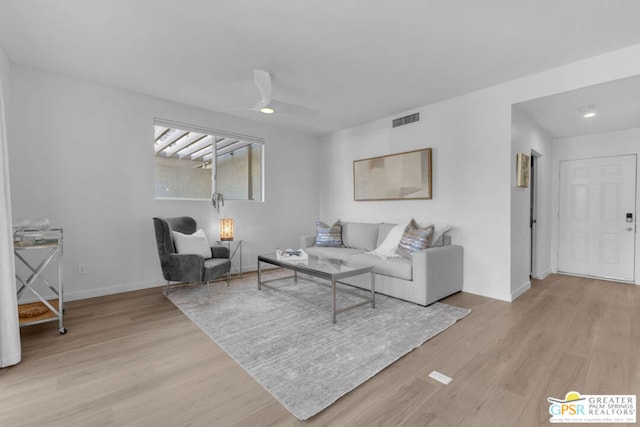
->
[558,155,636,281]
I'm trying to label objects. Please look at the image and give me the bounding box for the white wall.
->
[551,127,640,283]
[8,43,640,303]
[0,43,9,109]
[319,43,640,302]
[8,64,321,301]
[319,92,513,301]
[510,106,553,299]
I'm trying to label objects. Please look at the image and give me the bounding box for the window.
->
[154,120,263,201]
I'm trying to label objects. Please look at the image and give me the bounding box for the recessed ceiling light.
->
[260,107,275,114]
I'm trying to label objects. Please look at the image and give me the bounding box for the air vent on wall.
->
[392,112,420,128]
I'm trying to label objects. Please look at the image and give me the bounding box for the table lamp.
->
[219,218,234,241]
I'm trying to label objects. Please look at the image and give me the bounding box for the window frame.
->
[153,118,265,202]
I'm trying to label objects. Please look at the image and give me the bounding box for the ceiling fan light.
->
[260,107,275,114]
[578,105,596,118]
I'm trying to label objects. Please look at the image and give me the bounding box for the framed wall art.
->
[516,152,530,188]
[353,148,432,201]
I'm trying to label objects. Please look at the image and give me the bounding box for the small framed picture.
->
[516,153,530,188]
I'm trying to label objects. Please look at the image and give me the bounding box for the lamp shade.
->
[219,218,234,241]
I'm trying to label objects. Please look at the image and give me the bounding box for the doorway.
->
[529,152,539,278]
[558,154,637,281]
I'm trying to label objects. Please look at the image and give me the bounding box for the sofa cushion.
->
[314,219,344,247]
[396,219,435,258]
[349,253,412,281]
[305,246,364,262]
[342,222,380,251]
[376,223,398,247]
[370,224,403,259]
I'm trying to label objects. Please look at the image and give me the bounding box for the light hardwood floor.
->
[0,274,637,426]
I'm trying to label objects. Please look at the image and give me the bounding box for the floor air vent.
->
[392,112,419,128]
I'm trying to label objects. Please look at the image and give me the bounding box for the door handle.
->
[626,227,634,231]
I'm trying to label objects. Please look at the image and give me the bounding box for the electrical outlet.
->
[77,264,87,275]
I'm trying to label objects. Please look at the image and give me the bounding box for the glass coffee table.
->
[257,254,375,323]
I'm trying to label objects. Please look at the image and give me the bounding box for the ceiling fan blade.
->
[253,69,272,108]
[216,107,255,113]
[269,99,319,117]
[221,69,319,117]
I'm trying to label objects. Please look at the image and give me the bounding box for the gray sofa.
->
[301,222,463,306]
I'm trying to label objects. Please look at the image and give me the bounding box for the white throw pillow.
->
[171,229,211,258]
[369,224,404,259]
[430,223,451,247]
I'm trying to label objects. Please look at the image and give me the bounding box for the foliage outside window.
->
[154,120,263,201]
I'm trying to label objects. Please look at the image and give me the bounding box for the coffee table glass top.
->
[257,253,376,323]
[258,253,373,277]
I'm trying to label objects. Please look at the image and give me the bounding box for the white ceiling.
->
[2,1,640,136]
[516,74,640,139]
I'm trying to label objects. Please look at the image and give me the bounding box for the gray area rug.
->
[166,272,470,420]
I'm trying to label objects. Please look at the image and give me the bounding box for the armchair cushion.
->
[171,229,211,258]
[211,246,230,259]
[203,258,231,282]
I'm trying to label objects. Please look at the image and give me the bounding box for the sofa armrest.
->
[412,244,463,304]
[211,246,230,259]
[160,253,204,283]
[300,235,316,249]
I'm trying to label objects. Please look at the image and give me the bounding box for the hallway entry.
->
[558,155,637,282]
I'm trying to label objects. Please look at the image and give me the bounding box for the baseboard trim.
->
[556,271,636,285]
[511,281,531,301]
[534,270,551,280]
[243,264,258,273]
[65,280,164,302]
[462,286,511,302]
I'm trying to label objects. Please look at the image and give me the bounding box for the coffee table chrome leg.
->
[371,271,375,308]
[257,260,262,290]
[332,278,337,324]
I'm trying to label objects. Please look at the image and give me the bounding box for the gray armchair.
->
[153,216,231,295]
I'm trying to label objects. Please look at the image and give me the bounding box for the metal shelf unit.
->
[14,228,66,334]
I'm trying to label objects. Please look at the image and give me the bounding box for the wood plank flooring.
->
[0,273,637,426]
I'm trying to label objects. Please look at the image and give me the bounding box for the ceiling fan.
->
[243,69,319,117]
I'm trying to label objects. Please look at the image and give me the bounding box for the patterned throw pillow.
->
[396,219,435,258]
[314,219,344,247]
